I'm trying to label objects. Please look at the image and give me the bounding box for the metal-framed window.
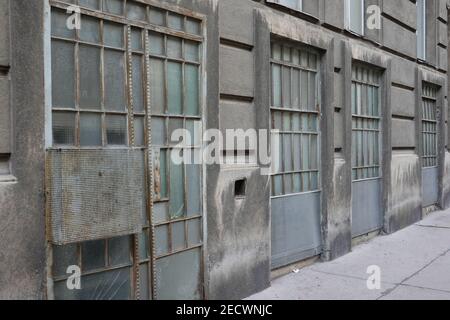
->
[49,0,203,300]
[266,0,303,12]
[351,64,381,181]
[421,83,438,168]
[417,0,426,61]
[345,0,365,35]
[270,42,320,197]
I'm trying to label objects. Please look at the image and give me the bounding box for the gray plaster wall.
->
[0,0,47,299]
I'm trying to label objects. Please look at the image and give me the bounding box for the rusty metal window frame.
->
[270,41,321,197]
[421,83,438,168]
[48,0,205,300]
[351,63,382,181]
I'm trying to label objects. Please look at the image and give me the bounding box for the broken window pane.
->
[79,45,101,109]
[52,40,75,108]
[104,50,126,111]
[80,113,102,146]
[53,112,76,145]
[106,115,127,145]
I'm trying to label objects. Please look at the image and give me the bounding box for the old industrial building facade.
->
[1,0,450,300]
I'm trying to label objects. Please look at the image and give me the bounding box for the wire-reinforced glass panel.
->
[270,42,320,197]
[351,64,381,181]
[422,84,438,168]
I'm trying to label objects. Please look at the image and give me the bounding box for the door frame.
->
[342,42,392,240]
[415,68,446,212]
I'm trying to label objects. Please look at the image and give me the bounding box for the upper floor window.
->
[345,0,364,35]
[267,0,303,12]
[417,0,426,60]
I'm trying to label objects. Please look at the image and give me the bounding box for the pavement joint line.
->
[399,283,450,295]
[308,267,397,286]
[376,248,450,300]
[415,224,450,230]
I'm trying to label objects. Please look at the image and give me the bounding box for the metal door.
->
[48,0,204,300]
[351,64,383,237]
[270,42,322,269]
[421,84,439,207]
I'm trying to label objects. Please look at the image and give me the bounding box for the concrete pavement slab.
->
[380,285,450,300]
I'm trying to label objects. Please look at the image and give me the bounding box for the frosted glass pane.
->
[53,112,76,145]
[51,9,75,39]
[187,219,201,246]
[80,113,102,146]
[149,32,164,55]
[168,13,183,30]
[185,64,199,116]
[155,225,169,256]
[131,28,142,51]
[53,244,78,277]
[169,149,185,219]
[186,164,201,216]
[186,18,201,35]
[79,45,101,109]
[106,115,127,145]
[103,0,123,15]
[103,22,124,48]
[167,36,182,59]
[271,64,281,107]
[104,50,126,111]
[149,7,165,26]
[348,0,363,34]
[132,55,144,112]
[126,1,147,21]
[172,221,186,251]
[167,62,183,115]
[151,117,166,146]
[150,58,165,114]
[185,41,199,62]
[79,16,100,43]
[52,40,75,108]
[134,116,145,146]
[108,236,132,267]
[79,0,100,10]
[82,239,105,271]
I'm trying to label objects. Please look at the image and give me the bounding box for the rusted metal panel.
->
[46,149,144,244]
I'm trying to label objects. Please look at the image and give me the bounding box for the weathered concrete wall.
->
[0,0,47,299]
[386,152,422,233]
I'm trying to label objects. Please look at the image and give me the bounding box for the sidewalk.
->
[248,209,450,300]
